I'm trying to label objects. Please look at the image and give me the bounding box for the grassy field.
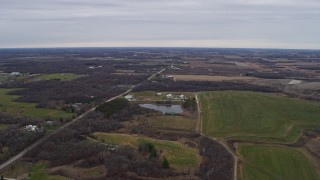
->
[29,162,72,180]
[238,144,320,180]
[148,115,196,131]
[0,124,11,131]
[34,73,82,81]
[199,91,320,142]
[0,88,74,119]
[2,162,72,180]
[93,132,201,169]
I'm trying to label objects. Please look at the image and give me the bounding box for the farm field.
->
[0,88,74,119]
[148,115,196,131]
[238,144,320,180]
[170,74,259,82]
[93,132,201,169]
[34,73,82,81]
[199,91,320,143]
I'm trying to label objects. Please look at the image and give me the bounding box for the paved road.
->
[0,67,167,172]
[195,93,240,180]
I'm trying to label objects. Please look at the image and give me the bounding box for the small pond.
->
[139,104,183,114]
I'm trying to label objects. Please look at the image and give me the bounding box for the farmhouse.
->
[125,95,133,101]
[179,94,185,99]
[288,80,302,85]
[25,125,38,132]
[10,72,20,76]
[167,75,174,80]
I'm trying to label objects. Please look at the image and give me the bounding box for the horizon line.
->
[1,46,320,51]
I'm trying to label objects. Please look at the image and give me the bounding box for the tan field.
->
[170,74,259,81]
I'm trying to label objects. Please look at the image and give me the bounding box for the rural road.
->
[195,93,240,180]
[195,94,201,133]
[0,67,167,172]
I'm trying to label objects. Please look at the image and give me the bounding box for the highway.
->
[0,67,167,172]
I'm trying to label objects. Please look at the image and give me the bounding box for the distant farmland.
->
[34,73,82,81]
[170,75,258,82]
[0,88,74,119]
[199,91,320,143]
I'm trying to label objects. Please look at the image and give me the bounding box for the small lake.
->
[139,104,183,114]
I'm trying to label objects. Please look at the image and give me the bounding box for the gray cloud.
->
[0,0,319,48]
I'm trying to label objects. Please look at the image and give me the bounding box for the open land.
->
[0,48,320,179]
[199,91,320,143]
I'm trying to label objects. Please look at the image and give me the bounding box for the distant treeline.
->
[134,80,281,93]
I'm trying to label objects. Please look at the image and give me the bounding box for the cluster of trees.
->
[26,109,177,178]
[27,128,105,166]
[114,64,163,73]
[69,111,123,135]
[134,80,280,93]
[197,137,233,180]
[246,71,306,79]
[0,113,44,163]
[0,58,117,74]
[138,143,158,159]
[303,129,320,158]
[182,98,197,112]
[5,73,148,110]
[303,128,320,138]
[96,98,156,120]
[165,66,253,76]
[96,98,129,117]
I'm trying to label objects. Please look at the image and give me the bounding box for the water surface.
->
[139,104,183,114]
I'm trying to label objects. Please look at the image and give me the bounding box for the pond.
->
[139,104,183,114]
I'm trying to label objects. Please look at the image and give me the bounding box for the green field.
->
[199,91,320,142]
[93,132,201,169]
[34,73,82,81]
[0,88,74,119]
[238,144,320,180]
[2,162,72,180]
[148,115,196,131]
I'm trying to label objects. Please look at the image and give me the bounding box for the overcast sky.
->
[1,0,320,49]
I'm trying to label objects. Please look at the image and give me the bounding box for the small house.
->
[125,95,133,101]
[156,92,162,96]
[10,72,20,76]
[25,125,38,132]
[179,94,185,99]
[166,94,173,99]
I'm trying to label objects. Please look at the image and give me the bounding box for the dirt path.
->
[195,94,201,133]
[195,93,240,180]
[200,133,242,180]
